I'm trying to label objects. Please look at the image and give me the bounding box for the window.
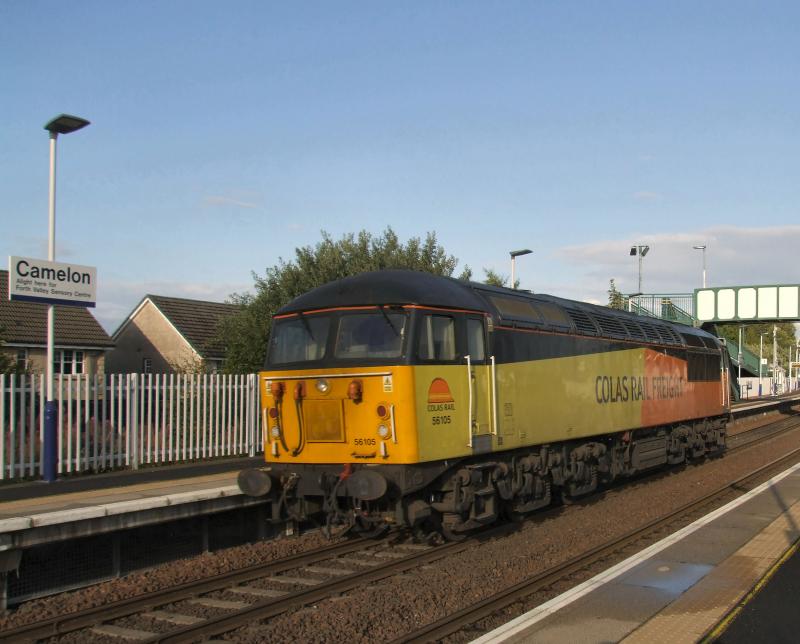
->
[269,316,330,364]
[16,349,29,372]
[418,315,456,361]
[142,358,152,374]
[335,312,407,359]
[466,318,485,361]
[489,295,541,322]
[54,350,84,375]
[530,302,573,327]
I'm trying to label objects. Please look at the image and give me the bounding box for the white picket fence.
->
[0,373,263,480]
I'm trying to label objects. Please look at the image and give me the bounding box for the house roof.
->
[141,295,240,360]
[0,270,114,348]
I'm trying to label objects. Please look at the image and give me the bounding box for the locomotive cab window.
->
[466,317,486,362]
[335,311,407,359]
[269,316,330,364]
[418,314,456,361]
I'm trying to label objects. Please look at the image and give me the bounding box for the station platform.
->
[0,457,269,607]
[474,460,800,643]
[0,457,265,551]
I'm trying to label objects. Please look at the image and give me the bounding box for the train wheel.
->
[440,512,468,542]
[352,515,388,539]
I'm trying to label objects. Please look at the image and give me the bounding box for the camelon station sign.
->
[8,256,96,307]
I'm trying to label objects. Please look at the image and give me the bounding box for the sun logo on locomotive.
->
[427,378,455,412]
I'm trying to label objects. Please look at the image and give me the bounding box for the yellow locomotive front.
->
[237,270,496,537]
[262,307,419,465]
[244,304,430,536]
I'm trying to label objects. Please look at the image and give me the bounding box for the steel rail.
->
[727,414,800,452]
[0,537,372,641]
[390,442,800,643]
[144,540,473,644]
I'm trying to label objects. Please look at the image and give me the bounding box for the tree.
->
[0,324,16,374]
[482,268,518,289]
[716,322,798,357]
[607,279,625,310]
[220,228,471,373]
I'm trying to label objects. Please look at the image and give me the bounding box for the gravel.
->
[2,408,798,643]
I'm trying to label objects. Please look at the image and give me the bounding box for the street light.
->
[629,245,649,294]
[737,325,743,389]
[509,249,532,290]
[693,245,707,288]
[759,331,769,397]
[43,114,90,483]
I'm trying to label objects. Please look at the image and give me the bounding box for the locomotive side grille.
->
[304,400,345,442]
[594,314,628,339]
[637,320,665,344]
[654,324,683,346]
[564,308,599,335]
[622,320,647,342]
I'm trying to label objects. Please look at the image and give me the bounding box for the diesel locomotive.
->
[238,270,730,539]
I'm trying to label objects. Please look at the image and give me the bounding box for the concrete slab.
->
[30,506,106,526]
[0,517,32,532]
[616,559,713,595]
[509,582,676,644]
[102,497,172,515]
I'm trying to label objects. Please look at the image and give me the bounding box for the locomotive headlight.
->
[377,424,390,439]
[270,425,281,438]
[315,378,330,394]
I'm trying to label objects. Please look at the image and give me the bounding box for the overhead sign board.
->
[8,256,96,307]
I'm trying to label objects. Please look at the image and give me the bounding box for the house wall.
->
[106,300,198,374]
[1,347,106,376]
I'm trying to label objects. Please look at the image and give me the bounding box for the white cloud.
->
[202,195,259,209]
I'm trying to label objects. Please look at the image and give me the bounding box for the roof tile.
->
[0,270,114,348]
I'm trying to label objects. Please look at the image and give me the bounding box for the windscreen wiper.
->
[380,306,400,336]
[297,312,313,338]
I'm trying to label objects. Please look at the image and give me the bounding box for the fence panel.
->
[0,372,262,481]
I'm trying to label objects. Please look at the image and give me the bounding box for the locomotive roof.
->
[275,270,488,314]
[276,270,720,350]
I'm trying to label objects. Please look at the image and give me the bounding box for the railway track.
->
[4,412,799,643]
[727,411,800,450]
[391,432,800,643]
[1,533,477,643]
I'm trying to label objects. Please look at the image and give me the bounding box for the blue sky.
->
[2,1,798,331]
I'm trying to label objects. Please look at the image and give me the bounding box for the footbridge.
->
[623,283,800,387]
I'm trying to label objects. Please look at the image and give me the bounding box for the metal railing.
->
[624,294,695,325]
[0,373,263,481]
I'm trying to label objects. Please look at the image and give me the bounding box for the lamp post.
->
[772,325,778,395]
[629,245,650,294]
[509,249,532,290]
[759,331,769,397]
[737,325,743,389]
[693,245,707,288]
[43,114,90,483]
[794,340,800,386]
